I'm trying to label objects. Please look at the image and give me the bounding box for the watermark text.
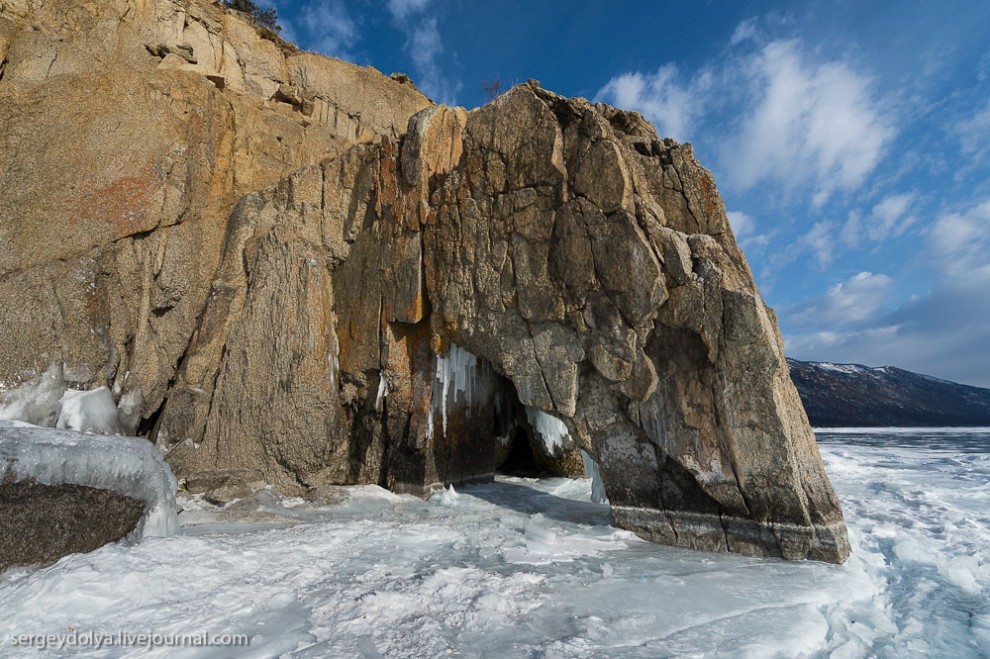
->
[7,630,250,651]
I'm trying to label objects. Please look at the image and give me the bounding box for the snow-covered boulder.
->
[0,424,178,570]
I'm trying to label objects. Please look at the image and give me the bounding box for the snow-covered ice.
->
[56,387,124,435]
[0,429,987,657]
[0,425,178,540]
[0,363,132,435]
[0,363,66,427]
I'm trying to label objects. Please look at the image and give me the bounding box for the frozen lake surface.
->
[1,429,988,657]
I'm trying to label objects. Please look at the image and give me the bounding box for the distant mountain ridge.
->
[787,359,990,427]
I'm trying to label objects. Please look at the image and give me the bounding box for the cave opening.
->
[497,426,546,477]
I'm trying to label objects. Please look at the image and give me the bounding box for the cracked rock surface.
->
[0,0,849,562]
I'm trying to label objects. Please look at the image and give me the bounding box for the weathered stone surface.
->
[0,480,144,572]
[0,0,850,562]
[0,0,431,426]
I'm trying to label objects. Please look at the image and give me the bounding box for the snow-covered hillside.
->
[788,359,990,427]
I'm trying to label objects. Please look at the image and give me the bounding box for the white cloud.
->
[294,1,358,59]
[727,210,755,236]
[785,299,990,387]
[388,0,432,21]
[796,271,894,327]
[929,199,990,278]
[596,65,710,142]
[842,192,918,246]
[954,100,990,162]
[730,17,760,46]
[727,210,771,252]
[598,39,894,206]
[784,200,990,387]
[407,18,457,103]
[722,40,895,205]
[385,0,458,104]
[798,220,836,268]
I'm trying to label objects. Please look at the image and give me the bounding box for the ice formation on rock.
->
[375,373,388,412]
[429,344,495,436]
[116,389,144,436]
[328,329,340,390]
[581,450,609,505]
[0,363,66,427]
[525,406,571,454]
[55,387,124,435]
[0,426,179,539]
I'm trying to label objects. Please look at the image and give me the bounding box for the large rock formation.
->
[0,0,850,562]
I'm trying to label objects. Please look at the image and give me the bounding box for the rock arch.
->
[158,84,848,562]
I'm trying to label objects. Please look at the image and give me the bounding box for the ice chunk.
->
[0,426,178,539]
[581,450,609,504]
[525,406,570,454]
[431,485,460,506]
[55,387,124,435]
[0,363,66,427]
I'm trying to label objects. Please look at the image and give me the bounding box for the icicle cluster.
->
[426,343,495,438]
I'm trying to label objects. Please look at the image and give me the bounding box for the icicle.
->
[429,342,492,437]
[525,405,570,454]
[375,373,388,412]
[327,325,340,390]
[581,450,609,504]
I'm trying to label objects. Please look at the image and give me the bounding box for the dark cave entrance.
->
[497,426,546,477]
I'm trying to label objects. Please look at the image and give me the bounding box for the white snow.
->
[813,361,867,375]
[815,426,990,434]
[0,428,987,657]
[56,387,124,435]
[0,364,134,435]
[524,405,571,454]
[0,363,65,427]
[0,426,178,541]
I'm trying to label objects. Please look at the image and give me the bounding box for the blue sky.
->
[261,0,990,387]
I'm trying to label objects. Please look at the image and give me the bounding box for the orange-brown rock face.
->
[0,1,849,562]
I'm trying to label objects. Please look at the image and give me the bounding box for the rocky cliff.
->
[0,0,850,562]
